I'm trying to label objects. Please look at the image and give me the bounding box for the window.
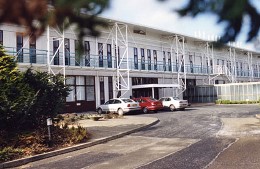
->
[153,50,157,70]
[134,47,138,69]
[181,55,184,72]
[163,51,166,71]
[107,44,112,68]
[53,39,59,65]
[189,53,193,73]
[115,45,120,68]
[65,38,70,65]
[75,40,80,66]
[84,41,90,66]
[76,76,85,101]
[147,49,151,70]
[108,76,113,99]
[240,62,243,76]
[100,77,105,104]
[16,33,23,62]
[168,52,172,72]
[236,62,239,76]
[29,36,36,63]
[66,76,95,102]
[141,48,145,70]
[86,76,95,101]
[66,76,76,102]
[98,43,103,67]
[176,52,179,72]
[0,30,3,45]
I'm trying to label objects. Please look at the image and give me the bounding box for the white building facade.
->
[1,18,260,112]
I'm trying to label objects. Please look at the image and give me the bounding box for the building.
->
[1,17,260,113]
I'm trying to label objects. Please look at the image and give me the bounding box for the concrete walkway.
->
[207,116,260,169]
[0,116,159,168]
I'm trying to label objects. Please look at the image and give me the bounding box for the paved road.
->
[14,105,260,169]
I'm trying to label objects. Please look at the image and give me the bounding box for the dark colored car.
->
[133,97,163,113]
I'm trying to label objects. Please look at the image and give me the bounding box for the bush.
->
[215,99,260,104]
[0,47,70,131]
[0,147,23,162]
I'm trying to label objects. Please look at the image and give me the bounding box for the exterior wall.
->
[1,20,260,112]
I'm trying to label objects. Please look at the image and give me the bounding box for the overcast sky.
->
[101,0,260,51]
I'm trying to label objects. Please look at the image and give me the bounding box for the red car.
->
[133,97,163,113]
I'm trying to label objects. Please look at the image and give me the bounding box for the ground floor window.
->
[66,76,95,102]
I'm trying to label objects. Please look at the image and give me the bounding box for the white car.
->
[96,98,141,115]
[159,97,188,111]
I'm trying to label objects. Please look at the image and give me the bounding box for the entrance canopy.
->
[132,84,179,89]
[132,84,180,98]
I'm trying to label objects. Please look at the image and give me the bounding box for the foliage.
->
[22,69,70,128]
[215,99,260,104]
[170,0,260,43]
[0,147,23,163]
[0,0,110,43]
[0,125,89,163]
[0,49,35,131]
[0,47,70,131]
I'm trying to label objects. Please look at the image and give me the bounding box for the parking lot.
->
[13,104,260,169]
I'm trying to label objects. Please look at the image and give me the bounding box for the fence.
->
[184,82,260,103]
[215,82,260,101]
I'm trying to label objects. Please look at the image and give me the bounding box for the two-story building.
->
[1,17,260,112]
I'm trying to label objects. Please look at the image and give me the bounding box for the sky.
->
[101,0,260,51]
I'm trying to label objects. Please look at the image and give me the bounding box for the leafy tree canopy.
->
[161,0,260,43]
[0,0,110,41]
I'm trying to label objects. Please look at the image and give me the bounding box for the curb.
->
[0,118,159,169]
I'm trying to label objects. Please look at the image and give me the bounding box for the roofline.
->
[98,15,260,55]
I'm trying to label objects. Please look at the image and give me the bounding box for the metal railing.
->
[4,46,260,78]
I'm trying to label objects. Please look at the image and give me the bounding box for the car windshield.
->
[173,97,180,100]
[159,98,165,101]
[121,99,134,103]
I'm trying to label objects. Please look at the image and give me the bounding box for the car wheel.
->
[169,104,175,111]
[117,108,124,116]
[143,107,149,114]
[97,108,102,114]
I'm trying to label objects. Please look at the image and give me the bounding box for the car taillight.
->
[127,104,130,107]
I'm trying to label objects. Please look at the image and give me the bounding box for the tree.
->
[0,47,70,131]
[0,47,35,130]
[161,0,260,43]
[0,0,110,41]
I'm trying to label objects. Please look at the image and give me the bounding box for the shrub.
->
[0,47,70,131]
[0,147,23,162]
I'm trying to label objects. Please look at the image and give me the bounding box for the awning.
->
[132,84,180,89]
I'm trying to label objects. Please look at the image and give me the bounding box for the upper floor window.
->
[29,36,36,63]
[16,33,23,62]
[75,40,80,66]
[153,50,157,70]
[147,49,151,70]
[163,51,166,71]
[64,38,70,65]
[168,52,172,71]
[84,41,90,66]
[134,47,138,69]
[115,45,120,68]
[98,43,103,67]
[0,30,3,45]
[141,48,145,70]
[107,44,112,68]
[53,39,59,65]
